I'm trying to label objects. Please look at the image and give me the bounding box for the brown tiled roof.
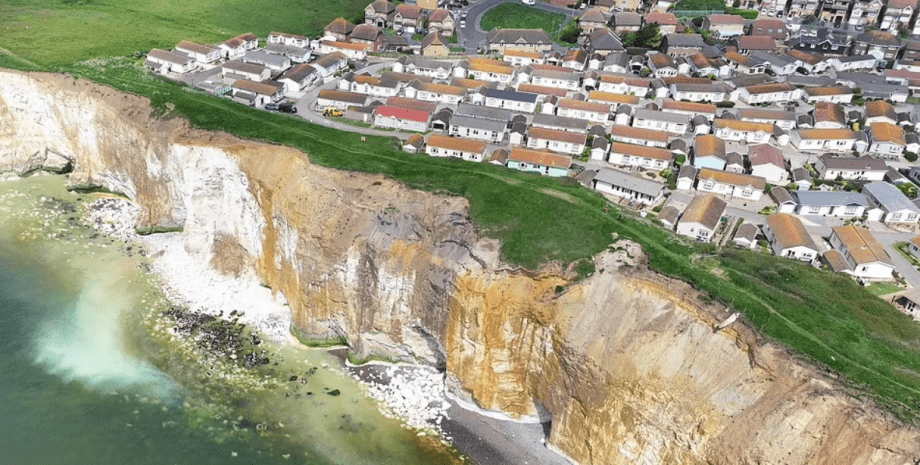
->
[749,144,784,167]
[609,125,670,142]
[870,122,906,145]
[681,195,727,230]
[351,24,382,41]
[238,33,258,42]
[318,89,367,104]
[797,129,857,140]
[751,19,787,40]
[405,133,425,147]
[396,3,423,19]
[558,98,611,113]
[580,7,609,24]
[824,249,852,272]
[385,96,438,113]
[738,109,796,121]
[662,76,712,85]
[857,30,900,47]
[519,83,568,97]
[694,134,725,157]
[222,37,246,48]
[232,79,283,96]
[650,54,675,68]
[889,0,917,9]
[529,127,587,145]
[700,168,766,190]
[588,91,640,105]
[745,82,795,94]
[421,33,450,50]
[490,149,510,164]
[737,35,777,50]
[325,17,356,35]
[662,100,716,114]
[505,50,544,59]
[599,74,651,87]
[322,40,367,51]
[428,8,451,22]
[427,134,488,154]
[609,142,672,161]
[714,118,774,133]
[369,0,397,14]
[707,14,744,25]
[786,49,823,65]
[646,12,679,25]
[467,60,515,74]
[813,102,847,126]
[176,40,218,55]
[417,82,466,96]
[832,225,892,266]
[509,148,571,169]
[866,100,898,121]
[910,236,920,248]
[382,71,434,83]
[804,86,854,96]
[563,48,588,63]
[766,213,818,250]
[449,78,496,89]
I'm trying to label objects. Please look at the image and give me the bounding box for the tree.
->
[634,23,661,49]
[559,24,582,44]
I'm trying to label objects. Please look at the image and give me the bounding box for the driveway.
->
[459,0,577,53]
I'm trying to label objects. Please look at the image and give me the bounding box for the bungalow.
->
[230,79,285,107]
[217,37,247,60]
[393,56,453,80]
[791,190,869,217]
[264,44,312,63]
[814,153,887,180]
[676,195,727,242]
[484,89,538,113]
[663,34,706,57]
[830,55,878,71]
[688,53,730,78]
[268,32,309,48]
[863,181,920,223]
[506,148,570,177]
[324,18,355,42]
[607,142,673,170]
[661,100,717,121]
[697,168,767,201]
[868,123,906,159]
[724,52,768,75]
[649,54,679,78]
[703,14,745,39]
[364,0,396,27]
[310,52,349,78]
[792,129,858,152]
[503,50,545,67]
[562,49,589,70]
[223,60,271,83]
[459,59,516,84]
[812,102,848,129]
[175,40,220,65]
[763,213,820,262]
[530,66,582,90]
[786,49,826,73]
[736,82,802,104]
[657,205,681,230]
[487,29,554,54]
[316,89,367,110]
[527,127,587,155]
[692,135,727,170]
[145,49,197,74]
[669,83,728,102]
[865,100,898,126]
[733,223,760,249]
[425,135,488,162]
[403,133,425,153]
[588,91,640,109]
[556,99,611,124]
[750,51,798,76]
[749,144,787,182]
[586,28,626,57]
[276,64,318,93]
[427,9,455,36]
[590,168,667,206]
[736,35,778,55]
[828,226,895,281]
[449,115,506,143]
[736,109,797,131]
[802,86,855,104]
[403,81,465,105]
[632,109,690,135]
[713,119,775,144]
[609,126,670,148]
[531,114,589,133]
[384,96,438,114]
[316,40,368,60]
[646,12,680,34]
[374,106,429,132]
[393,4,424,33]
[597,74,651,97]
[518,83,568,101]
[345,74,401,98]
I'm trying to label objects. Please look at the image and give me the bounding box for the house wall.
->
[507,160,568,177]
[557,107,609,123]
[527,138,584,155]
[484,97,537,113]
[593,180,662,205]
[868,141,905,158]
[374,115,427,132]
[449,124,503,142]
[714,128,771,143]
[806,94,854,104]
[751,164,787,182]
[676,221,716,241]
[883,209,920,223]
[633,118,687,135]
[607,153,671,170]
[532,76,580,90]
[426,145,484,162]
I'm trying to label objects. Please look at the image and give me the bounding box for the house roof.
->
[384,96,438,113]
[680,195,727,230]
[634,108,689,125]
[786,49,823,65]
[148,48,194,65]
[312,52,348,68]
[221,37,246,49]
[223,60,267,76]
[737,35,777,50]
[657,205,681,225]
[832,226,892,266]
[798,129,857,140]
[824,249,852,272]
[766,213,818,250]
[558,98,611,114]
[529,127,587,145]
[587,29,625,51]
[609,125,670,143]
[864,182,920,213]
[700,168,766,190]
[395,4,423,19]
[531,113,589,132]
[866,100,897,121]
[661,100,716,115]
[318,89,367,105]
[279,63,317,83]
[737,108,796,121]
[421,32,450,50]
[646,12,679,26]
[484,88,538,104]
[714,118,774,133]
[428,8,451,22]
[610,142,673,161]
[671,83,728,93]
[488,29,553,45]
[911,236,920,248]
[504,49,544,59]
[803,86,854,96]
[770,186,794,204]
[325,17,356,35]
[706,14,744,25]
[176,40,218,55]
[427,134,488,153]
[369,0,397,14]
[375,105,429,122]
[818,154,886,170]
[749,144,784,167]
[322,40,367,51]
[594,168,666,198]
[792,167,812,183]
[404,133,425,148]
[694,134,725,157]
[870,122,906,145]
[724,51,763,68]
[734,223,760,242]
[563,48,588,64]
[650,53,676,69]
[793,191,868,207]
[531,66,580,81]
[678,163,698,180]
[614,12,642,26]
[509,148,571,169]
[813,102,847,126]
[889,0,917,9]
[856,30,901,47]
[744,82,795,94]
[518,83,568,97]
[580,7,609,24]
[351,24,382,41]
[599,73,651,87]
[466,59,515,74]
[232,79,283,96]
[666,34,706,48]
[751,19,787,39]
[450,114,507,132]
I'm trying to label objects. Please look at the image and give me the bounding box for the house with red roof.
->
[749,144,788,182]
[373,106,430,132]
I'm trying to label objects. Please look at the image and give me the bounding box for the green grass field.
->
[0,0,370,65]
[479,3,565,33]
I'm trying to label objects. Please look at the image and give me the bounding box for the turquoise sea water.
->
[0,177,461,465]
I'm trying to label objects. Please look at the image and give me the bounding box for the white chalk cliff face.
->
[2,69,919,464]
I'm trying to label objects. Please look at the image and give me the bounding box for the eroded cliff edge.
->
[2,70,919,464]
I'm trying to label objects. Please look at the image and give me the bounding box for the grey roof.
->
[770,186,795,204]
[484,88,538,104]
[858,83,909,97]
[633,108,690,125]
[592,137,609,150]
[797,114,814,126]
[399,55,453,70]
[785,75,836,87]
[432,108,453,123]
[838,55,876,63]
[678,163,698,179]
[588,29,625,51]
[594,168,666,198]
[906,133,920,145]
[792,191,869,207]
[734,223,760,242]
[726,73,775,89]
[792,167,812,182]
[819,154,886,171]
[264,43,311,58]
[616,104,633,115]
[887,167,908,183]
[279,63,317,83]
[670,139,688,152]
[671,83,728,93]
[531,113,589,133]
[835,72,886,85]
[614,11,642,26]
[863,182,920,213]
[242,50,290,68]
[449,114,507,133]
[666,34,706,48]
[456,103,512,121]
[726,152,744,166]
[603,51,629,69]
[148,48,194,65]
[751,51,796,66]
[532,67,581,81]
[588,124,606,137]
[510,121,527,135]
[657,205,681,225]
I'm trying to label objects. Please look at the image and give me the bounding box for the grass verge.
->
[480,3,566,33]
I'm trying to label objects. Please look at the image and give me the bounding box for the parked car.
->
[265,102,279,111]
[522,0,535,5]
[460,20,466,28]
[279,103,298,114]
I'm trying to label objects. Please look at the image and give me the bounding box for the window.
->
[891,213,903,220]
[703,180,715,189]
[845,206,857,214]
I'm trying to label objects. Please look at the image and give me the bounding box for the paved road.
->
[293,61,416,140]
[459,0,578,53]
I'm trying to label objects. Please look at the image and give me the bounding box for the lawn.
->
[479,3,566,33]
[0,0,371,66]
[673,0,725,11]
[866,282,902,296]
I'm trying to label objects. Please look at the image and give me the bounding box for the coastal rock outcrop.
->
[1,69,919,464]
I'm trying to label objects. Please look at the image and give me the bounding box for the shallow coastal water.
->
[0,176,463,465]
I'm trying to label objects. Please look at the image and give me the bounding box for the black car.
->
[279,103,298,114]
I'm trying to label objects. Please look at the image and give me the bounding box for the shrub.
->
[905,151,918,162]
[715,101,735,108]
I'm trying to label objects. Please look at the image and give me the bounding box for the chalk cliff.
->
[1,70,918,464]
